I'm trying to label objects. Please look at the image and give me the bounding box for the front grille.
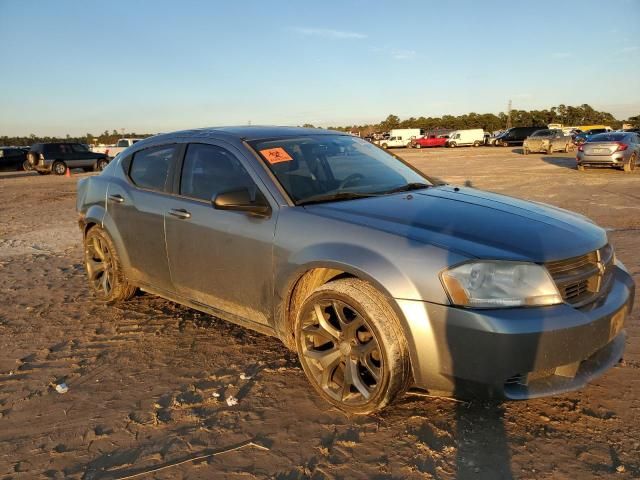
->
[545,244,614,307]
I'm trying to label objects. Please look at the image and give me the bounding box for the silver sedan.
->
[576,131,640,172]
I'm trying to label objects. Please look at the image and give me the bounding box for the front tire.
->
[295,278,410,415]
[381,143,388,149]
[473,140,481,147]
[448,142,457,148]
[52,161,67,175]
[84,227,137,302]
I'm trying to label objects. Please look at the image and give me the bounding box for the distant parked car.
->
[411,134,448,148]
[576,131,640,173]
[523,129,574,154]
[574,128,613,145]
[446,129,485,147]
[27,143,110,175]
[0,147,29,171]
[494,126,546,146]
[92,138,142,159]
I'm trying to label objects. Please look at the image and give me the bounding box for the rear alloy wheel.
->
[84,227,137,302]
[623,153,637,173]
[52,161,67,175]
[295,278,410,414]
[473,141,481,147]
[449,142,457,148]
[95,159,109,171]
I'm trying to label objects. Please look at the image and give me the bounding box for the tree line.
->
[2,105,638,146]
[325,104,638,135]
[0,130,153,147]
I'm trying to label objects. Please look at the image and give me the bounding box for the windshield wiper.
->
[378,182,431,195]
[297,191,378,206]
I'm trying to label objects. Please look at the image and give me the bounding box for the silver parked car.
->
[576,131,640,172]
[76,127,635,414]
[523,129,574,155]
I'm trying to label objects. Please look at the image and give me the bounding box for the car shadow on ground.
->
[0,171,38,180]
[511,148,524,155]
[541,155,581,171]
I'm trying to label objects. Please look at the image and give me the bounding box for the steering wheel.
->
[338,173,365,190]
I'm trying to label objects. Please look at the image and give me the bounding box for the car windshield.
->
[587,133,628,142]
[249,135,431,205]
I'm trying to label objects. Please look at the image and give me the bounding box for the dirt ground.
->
[0,147,638,479]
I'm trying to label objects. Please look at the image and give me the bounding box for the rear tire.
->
[449,142,457,148]
[22,160,33,171]
[52,161,67,176]
[295,278,410,415]
[95,159,109,172]
[381,143,388,149]
[84,226,137,302]
[473,141,481,147]
[623,154,636,173]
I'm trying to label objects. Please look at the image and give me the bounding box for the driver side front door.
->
[164,142,278,326]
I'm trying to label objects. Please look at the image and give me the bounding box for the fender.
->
[273,242,429,381]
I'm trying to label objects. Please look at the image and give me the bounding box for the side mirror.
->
[213,188,271,217]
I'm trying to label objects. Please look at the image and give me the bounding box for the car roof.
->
[138,126,346,146]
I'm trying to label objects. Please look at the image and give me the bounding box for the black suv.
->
[27,143,109,175]
[0,147,30,171]
[494,126,546,146]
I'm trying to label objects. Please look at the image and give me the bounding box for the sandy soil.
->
[0,148,638,479]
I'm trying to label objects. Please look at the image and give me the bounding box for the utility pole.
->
[506,99,512,130]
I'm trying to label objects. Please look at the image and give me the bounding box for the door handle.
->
[108,194,124,203]
[169,208,191,219]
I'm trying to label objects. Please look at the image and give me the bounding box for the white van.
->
[446,129,485,147]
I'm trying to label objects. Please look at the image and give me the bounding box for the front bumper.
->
[397,264,635,399]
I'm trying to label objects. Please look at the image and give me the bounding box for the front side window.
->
[129,145,175,191]
[250,135,430,204]
[180,144,256,202]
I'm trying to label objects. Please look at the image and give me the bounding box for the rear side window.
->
[180,144,256,202]
[129,145,175,191]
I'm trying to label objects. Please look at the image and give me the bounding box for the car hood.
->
[304,186,607,262]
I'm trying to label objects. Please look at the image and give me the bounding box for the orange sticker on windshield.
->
[260,147,293,164]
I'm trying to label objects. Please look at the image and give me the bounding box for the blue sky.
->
[1,0,639,136]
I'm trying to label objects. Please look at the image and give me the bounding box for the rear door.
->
[106,144,180,292]
[164,142,277,326]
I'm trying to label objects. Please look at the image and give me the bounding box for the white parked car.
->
[446,129,485,147]
[92,138,142,159]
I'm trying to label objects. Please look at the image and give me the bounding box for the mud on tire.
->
[84,226,137,302]
[294,278,411,414]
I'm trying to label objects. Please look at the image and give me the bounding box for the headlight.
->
[441,261,562,308]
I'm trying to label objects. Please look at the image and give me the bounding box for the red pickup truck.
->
[411,134,449,148]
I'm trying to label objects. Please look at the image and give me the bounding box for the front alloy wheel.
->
[295,278,410,414]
